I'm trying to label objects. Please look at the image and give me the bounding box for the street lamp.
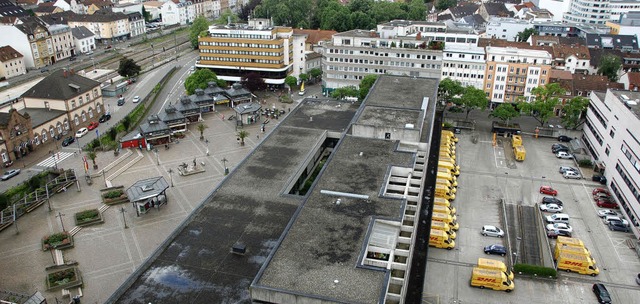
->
[56,212,66,232]
[154,148,159,165]
[168,168,174,187]
[221,157,229,175]
[120,207,128,229]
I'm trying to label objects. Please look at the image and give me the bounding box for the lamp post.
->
[120,207,128,229]
[52,154,57,170]
[91,57,96,72]
[221,157,229,175]
[154,148,159,165]
[102,169,107,187]
[56,212,66,232]
[168,168,174,187]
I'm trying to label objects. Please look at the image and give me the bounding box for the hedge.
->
[514,263,557,278]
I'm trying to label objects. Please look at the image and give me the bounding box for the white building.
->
[71,26,95,54]
[47,24,74,61]
[584,89,640,238]
[442,44,486,89]
[160,1,194,26]
[564,0,611,24]
[143,1,163,21]
[376,20,480,45]
[534,0,572,22]
[609,0,640,21]
[0,45,26,79]
[126,11,145,38]
[111,3,143,15]
[485,18,534,41]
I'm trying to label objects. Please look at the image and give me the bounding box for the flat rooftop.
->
[110,98,359,303]
[610,90,640,119]
[357,106,422,130]
[252,135,413,302]
[365,76,438,110]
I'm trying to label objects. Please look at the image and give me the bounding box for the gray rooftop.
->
[610,90,640,119]
[357,106,422,130]
[364,75,439,110]
[279,98,359,132]
[22,69,100,100]
[19,108,67,130]
[126,176,169,202]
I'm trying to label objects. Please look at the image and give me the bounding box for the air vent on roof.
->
[141,184,154,192]
[621,94,630,100]
[628,99,639,106]
[69,83,80,91]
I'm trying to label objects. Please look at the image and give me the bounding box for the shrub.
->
[443,122,454,129]
[514,263,557,278]
[75,209,99,223]
[103,190,124,199]
[448,106,463,113]
[578,159,592,167]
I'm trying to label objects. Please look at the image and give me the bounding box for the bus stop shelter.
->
[126,176,170,216]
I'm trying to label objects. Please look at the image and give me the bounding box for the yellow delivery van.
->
[428,229,455,250]
[433,197,456,214]
[556,252,599,276]
[432,211,459,230]
[431,221,456,239]
[470,267,514,292]
[477,258,514,280]
[435,184,456,200]
[513,145,526,161]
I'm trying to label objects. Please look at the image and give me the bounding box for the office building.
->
[442,44,486,89]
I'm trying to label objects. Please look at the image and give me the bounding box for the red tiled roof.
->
[479,38,553,54]
[552,44,590,60]
[624,72,640,86]
[0,45,23,63]
[550,69,572,80]
[572,74,623,93]
[293,29,337,45]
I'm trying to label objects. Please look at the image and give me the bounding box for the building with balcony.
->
[196,18,301,85]
[583,89,640,238]
[442,44,486,89]
[483,45,553,105]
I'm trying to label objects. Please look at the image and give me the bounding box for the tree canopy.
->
[190,16,210,49]
[215,9,240,25]
[598,54,622,82]
[517,83,564,126]
[435,0,457,10]
[490,103,520,125]
[516,28,538,42]
[331,86,359,99]
[285,75,297,89]
[561,96,589,130]
[117,58,141,78]
[241,72,267,92]
[359,74,378,100]
[458,86,489,120]
[438,78,464,105]
[184,69,225,95]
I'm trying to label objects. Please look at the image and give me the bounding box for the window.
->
[605,146,610,156]
[74,116,79,125]
[609,130,615,138]
[42,130,48,142]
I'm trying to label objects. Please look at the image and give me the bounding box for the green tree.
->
[308,68,322,80]
[0,193,9,211]
[215,9,240,25]
[561,96,589,130]
[598,54,622,82]
[320,2,353,31]
[299,73,309,83]
[190,16,210,49]
[517,83,564,126]
[331,86,359,99]
[516,28,538,42]
[359,74,378,100]
[458,86,489,120]
[241,72,267,92]
[237,130,249,146]
[350,11,375,30]
[87,151,97,169]
[438,78,464,105]
[184,69,224,94]
[117,58,141,78]
[435,0,457,10]
[197,123,208,140]
[490,103,520,125]
[407,0,426,21]
[285,75,298,89]
[142,6,151,22]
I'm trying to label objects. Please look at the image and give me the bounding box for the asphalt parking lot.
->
[423,124,640,304]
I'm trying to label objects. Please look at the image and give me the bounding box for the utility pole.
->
[56,212,66,232]
[168,168,174,187]
[120,207,128,229]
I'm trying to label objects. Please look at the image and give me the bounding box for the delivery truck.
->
[433,197,456,214]
[511,135,523,148]
[432,211,459,230]
[442,130,458,142]
[428,229,455,250]
[470,267,514,292]
[436,178,457,194]
[435,184,456,200]
[513,145,526,161]
[439,160,461,176]
[556,252,599,276]
[477,258,515,280]
[431,221,456,239]
[436,171,457,186]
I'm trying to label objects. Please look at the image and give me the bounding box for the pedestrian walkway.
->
[36,152,74,168]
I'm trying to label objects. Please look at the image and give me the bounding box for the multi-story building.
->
[533,19,610,37]
[126,11,145,38]
[584,89,640,237]
[376,20,480,45]
[563,0,611,25]
[552,44,590,74]
[486,17,533,41]
[442,43,486,89]
[1,16,54,68]
[606,12,640,40]
[65,10,129,42]
[192,0,214,19]
[161,0,194,26]
[483,46,553,105]
[48,24,75,61]
[71,26,95,54]
[0,45,26,79]
[197,18,301,85]
[535,0,572,22]
[142,1,163,21]
[608,0,640,21]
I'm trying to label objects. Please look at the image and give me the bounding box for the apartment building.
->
[606,12,640,39]
[442,44,486,89]
[376,20,480,45]
[608,0,640,22]
[197,18,302,84]
[126,11,145,38]
[563,0,611,25]
[483,46,552,105]
[1,16,54,69]
[584,89,640,237]
[486,18,533,41]
[552,44,590,74]
[71,26,95,54]
[66,10,129,42]
[48,24,75,61]
[160,1,194,26]
[0,45,26,79]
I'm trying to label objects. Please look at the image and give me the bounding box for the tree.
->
[458,86,489,120]
[561,96,589,130]
[516,28,538,42]
[237,130,249,146]
[598,54,622,82]
[331,86,359,99]
[407,0,426,21]
[117,58,141,78]
[309,68,322,80]
[490,103,520,125]
[285,75,298,89]
[435,0,457,10]
[359,74,378,100]
[190,16,210,49]
[87,151,98,169]
[141,6,151,22]
[438,78,464,105]
[239,0,261,21]
[197,123,208,140]
[517,83,564,126]
[299,73,309,83]
[215,9,240,25]
[184,69,224,95]
[241,72,267,92]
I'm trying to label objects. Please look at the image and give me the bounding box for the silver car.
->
[563,171,581,179]
[481,225,504,237]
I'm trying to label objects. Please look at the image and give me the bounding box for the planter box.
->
[74,209,104,227]
[46,267,83,291]
[42,233,74,251]
[102,195,129,205]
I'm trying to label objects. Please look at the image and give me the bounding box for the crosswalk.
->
[36,151,75,168]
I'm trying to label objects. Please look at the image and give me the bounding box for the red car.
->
[540,186,558,196]
[87,121,99,130]
[592,188,610,196]
[596,199,619,209]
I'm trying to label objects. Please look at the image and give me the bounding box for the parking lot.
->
[423,125,640,303]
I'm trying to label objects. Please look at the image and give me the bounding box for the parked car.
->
[559,166,578,174]
[40,67,49,73]
[603,215,629,227]
[542,197,563,206]
[608,220,630,232]
[539,203,563,213]
[0,169,21,181]
[481,225,504,238]
[556,151,574,159]
[594,192,612,201]
[98,113,111,123]
[483,244,507,256]
[597,209,619,218]
[547,229,572,238]
[597,199,619,209]
[105,44,112,49]
[592,175,607,184]
[540,186,558,196]
[75,127,88,138]
[558,135,573,142]
[132,96,140,103]
[61,136,75,147]
[87,121,99,130]
[563,171,581,179]
[69,56,77,61]
[117,97,125,106]
[592,283,612,304]
[552,144,569,153]
[546,223,573,233]
[593,188,610,196]
[86,50,94,55]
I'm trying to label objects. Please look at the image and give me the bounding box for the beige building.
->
[48,24,76,61]
[66,10,129,42]
[12,16,54,69]
[0,45,26,80]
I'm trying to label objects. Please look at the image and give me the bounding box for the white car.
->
[604,215,630,227]
[132,96,140,103]
[559,166,578,174]
[556,151,574,159]
[481,225,505,238]
[546,223,573,233]
[539,203,563,213]
[75,127,88,138]
[597,209,618,218]
[563,171,581,179]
